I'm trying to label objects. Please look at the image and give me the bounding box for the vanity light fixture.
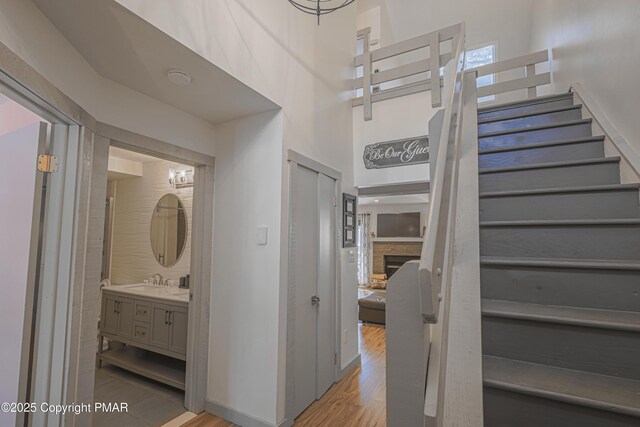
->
[288,0,356,25]
[169,167,194,188]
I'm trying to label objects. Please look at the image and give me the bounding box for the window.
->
[465,44,496,102]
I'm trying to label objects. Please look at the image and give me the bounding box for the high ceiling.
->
[32,0,278,124]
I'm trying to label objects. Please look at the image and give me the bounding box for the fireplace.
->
[384,255,420,279]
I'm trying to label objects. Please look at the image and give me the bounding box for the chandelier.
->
[288,0,356,25]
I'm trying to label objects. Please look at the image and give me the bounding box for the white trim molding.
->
[205,400,291,427]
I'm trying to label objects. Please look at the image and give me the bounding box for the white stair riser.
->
[480,188,640,221]
[482,317,640,380]
[479,108,582,134]
[480,161,620,192]
[481,224,640,261]
[479,98,574,121]
[481,266,640,312]
[480,122,593,151]
[480,140,604,169]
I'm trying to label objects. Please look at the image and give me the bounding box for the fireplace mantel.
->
[371,237,423,243]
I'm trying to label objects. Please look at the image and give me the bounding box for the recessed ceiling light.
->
[167,69,192,86]
[374,199,380,203]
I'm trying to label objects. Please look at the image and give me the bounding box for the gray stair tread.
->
[479,136,604,155]
[480,218,640,227]
[478,92,574,114]
[478,104,582,124]
[479,119,592,138]
[482,299,640,332]
[480,183,640,198]
[481,256,640,271]
[483,355,640,417]
[479,156,620,174]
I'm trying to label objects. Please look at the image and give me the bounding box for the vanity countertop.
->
[104,283,189,304]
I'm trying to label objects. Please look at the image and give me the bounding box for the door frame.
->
[0,67,88,427]
[95,122,215,414]
[0,40,215,422]
[284,149,342,425]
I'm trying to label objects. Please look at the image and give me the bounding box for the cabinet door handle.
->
[164,310,169,325]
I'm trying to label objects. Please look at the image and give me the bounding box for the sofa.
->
[358,292,386,325]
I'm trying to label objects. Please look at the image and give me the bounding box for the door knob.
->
[311,295,320,305]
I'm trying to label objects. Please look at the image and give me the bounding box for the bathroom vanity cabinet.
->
[98,287,189,389]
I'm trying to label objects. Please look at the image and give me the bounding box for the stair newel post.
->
[358,27,373,121]
[526,63,537,99]
[430,31,442,107]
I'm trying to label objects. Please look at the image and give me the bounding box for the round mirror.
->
[150,194,187,267]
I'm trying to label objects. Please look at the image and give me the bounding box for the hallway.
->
[183,323,386,427]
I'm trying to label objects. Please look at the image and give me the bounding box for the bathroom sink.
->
[166,288,189,296]
[125,284,153,291]
[105,283,189,302]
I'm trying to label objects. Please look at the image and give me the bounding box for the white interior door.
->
[0,122,48,427]
[292,165,319,418]
[291,163,337,419]
[315,172,336,398]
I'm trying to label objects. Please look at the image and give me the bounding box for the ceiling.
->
[109,146,160,164]
[32,0,278,124]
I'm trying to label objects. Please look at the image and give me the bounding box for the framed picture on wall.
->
[343,193,357,247]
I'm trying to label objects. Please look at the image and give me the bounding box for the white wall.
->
[0,94,43,135]
[359,202,428,237]
[0,0,216,155]
[354,92,432,187]
[0,123,41,426]
[114,2,358,424]
[353,0,537,188]
[211,110,284,424]
[358,0,535,69]
[529,0,640,154]
[109,159,193,285]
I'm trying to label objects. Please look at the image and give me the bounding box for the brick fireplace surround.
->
[372,242,423,275]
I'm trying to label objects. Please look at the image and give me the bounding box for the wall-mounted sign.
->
[363,135,429,169]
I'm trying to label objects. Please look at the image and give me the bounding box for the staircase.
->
[478,92,640,426]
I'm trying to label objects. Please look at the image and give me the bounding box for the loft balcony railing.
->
[353,23,461,121]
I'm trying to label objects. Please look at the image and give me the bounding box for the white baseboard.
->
[205,399,290,427]
[339,353,362,380]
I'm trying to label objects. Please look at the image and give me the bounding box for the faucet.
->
[151,273,164,287]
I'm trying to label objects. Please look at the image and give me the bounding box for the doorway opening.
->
[357,193,429,298]
[353,192,429,422]
[94,146,195,426]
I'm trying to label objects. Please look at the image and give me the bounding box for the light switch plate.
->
[257,226,268,245]
[348,249,356,263]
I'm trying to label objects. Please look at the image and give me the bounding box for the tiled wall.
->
[110,159,193,285]
[372,242,422,274]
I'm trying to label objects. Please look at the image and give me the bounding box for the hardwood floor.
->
[181,323,386,427]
